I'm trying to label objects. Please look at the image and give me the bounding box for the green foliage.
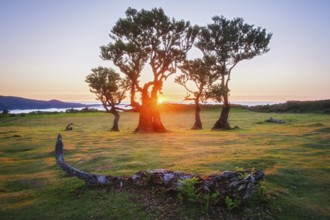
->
[235,167,256,179]
[253,182,270,203]
[178,177,201,203]
[176,57,218,103]
[205,83,228,103]
[1,109,9,114]
[248,100,330,113]
[205,190,220,210]
[197,16,272,66]
[235,167,244,172]
[85,66,130,112]
[225,196,241,211]
[101,7,199,108]
[238,172,249,179]
[197,15,272,106]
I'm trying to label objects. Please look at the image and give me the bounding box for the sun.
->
[157,97,165,104]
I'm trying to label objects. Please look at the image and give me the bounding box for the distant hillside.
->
[0,96,87,110]
[248,100,330,113]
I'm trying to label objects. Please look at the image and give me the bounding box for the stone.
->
[238,184,246,191]
[265,117,285,124]
[164,173,175,186]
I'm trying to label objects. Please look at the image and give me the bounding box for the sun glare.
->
[158,97,164,104]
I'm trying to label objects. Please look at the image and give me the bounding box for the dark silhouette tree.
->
[85,66,130,131]
[101,7,199,132]
[1,109,9,115]
[175,57,218,129]
[197,16,272,130]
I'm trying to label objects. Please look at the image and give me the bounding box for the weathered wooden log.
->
[55,134,265,204]
[65,123,81,131]
[55,134,126,186]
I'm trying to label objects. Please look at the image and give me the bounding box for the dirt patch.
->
[116,187,227,219]
[104,187,273,220]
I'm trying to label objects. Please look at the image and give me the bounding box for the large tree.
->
[85,66,130,131]
[175,57,218,129]
[197,16,272,130]
[101,7,199,132]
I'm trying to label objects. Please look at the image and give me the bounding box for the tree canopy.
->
[176,57,218,102]
[85,66,129,112]
[85,66,130,131]
[175,57,218,129]
[100,7,199,132]
[197,16,272,129]
[92,9,272,131]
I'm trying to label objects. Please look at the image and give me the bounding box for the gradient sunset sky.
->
[1,0,329,103]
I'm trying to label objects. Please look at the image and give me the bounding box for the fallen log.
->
[65,123,81,131]
[55,134,125,186]
[55,134,265,205]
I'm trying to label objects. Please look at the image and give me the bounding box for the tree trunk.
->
[135,89,166,133]
[135,105,166,132]
[110,111,120,131]
[192,99,202,130]
[212,94,231,130]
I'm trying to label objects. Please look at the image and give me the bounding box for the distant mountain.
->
[0,96,88,110]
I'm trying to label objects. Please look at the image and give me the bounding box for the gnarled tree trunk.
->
[192,99,202,130]
[212,94,231,130]
[110,110,120,132]
[135,105,166,132]
[135,89,166,133]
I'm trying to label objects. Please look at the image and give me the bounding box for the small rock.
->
[164,173,174,185]
[265,117,285,124]
[238,184,246,191]
[229,181,241,189]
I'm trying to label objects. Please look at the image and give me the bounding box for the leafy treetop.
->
[85,66,130,112]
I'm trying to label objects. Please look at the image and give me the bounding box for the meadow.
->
[0,107,329,219]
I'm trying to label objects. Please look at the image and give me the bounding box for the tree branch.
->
[226,62,238,88]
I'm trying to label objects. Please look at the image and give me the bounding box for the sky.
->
[0,0,329,103]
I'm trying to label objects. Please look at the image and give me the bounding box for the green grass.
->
[0,108,329,219]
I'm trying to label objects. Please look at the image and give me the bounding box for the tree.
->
[197,16,272,129]
[1,109,9,115]
[175,57,218,129]
[101,7,199,132]
[85,66,130,131]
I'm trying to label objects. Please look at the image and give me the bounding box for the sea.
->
[8,101,281,114]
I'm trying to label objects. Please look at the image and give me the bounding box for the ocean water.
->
[7,101,281,114]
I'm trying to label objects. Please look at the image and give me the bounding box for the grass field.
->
[0,107,329,219]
